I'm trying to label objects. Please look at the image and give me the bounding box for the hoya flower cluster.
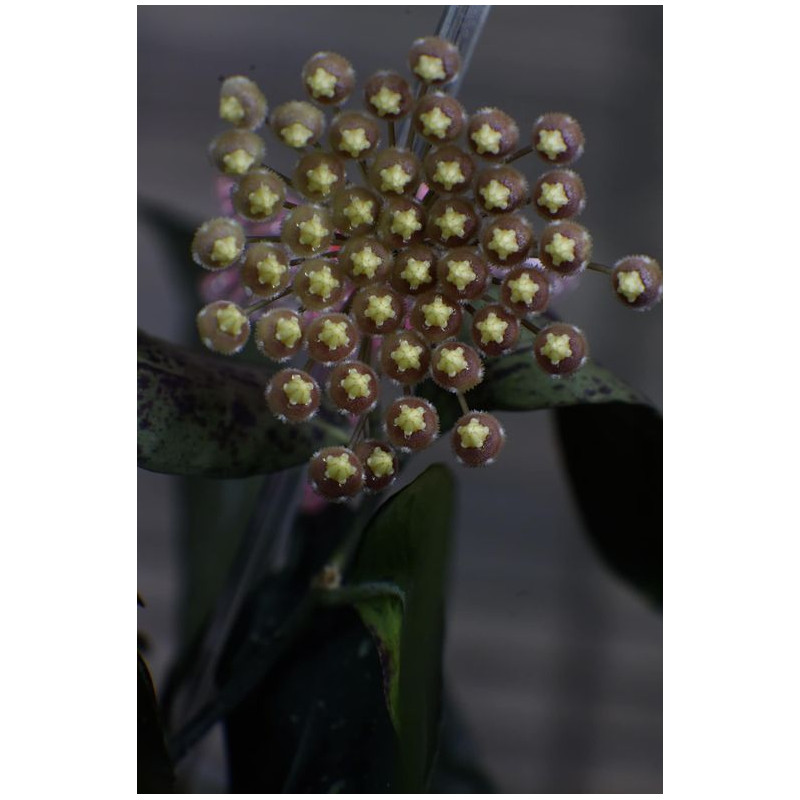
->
[191,36,662,501]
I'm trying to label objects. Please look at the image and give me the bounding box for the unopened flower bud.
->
[412,92,466,144]
[254,308,305,362]
[209,129,266,176]
[385,397,439,451]
[354,440,398,493]
[532,112,585,165]
[471,303,520,356]
[231,168,286,222]
[197,300,251,355]
[467,107,519,160]
[329,111,381,160]
[327,361,380,415]
[364,71,413,120]
[408,36,461,86]
[533,323,588,376]
[533,169,586,221]
[500,266,550,316]
[266,368,321,423]
[302,52,355,106]
[308,446,364,501]
[306,313,358,364]
[293,151,347,202]
[241,243,291,298]
[271,101,325,149]
[191,217,246,270]
[452,412,505,467]
[481,213,534,267]
[612,255,663,310]
[430,342,483,393]
[219,75,268,130]
[380,330,431,385]
[424,145,475,195]
[410,291,463,343]
[538,221,592,275]
[351,284,404,336]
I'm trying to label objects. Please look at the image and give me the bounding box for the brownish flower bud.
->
[408,36,461,86]
[410,291,463,343]
[380,330,431,386]
[424,145,475,195]
[351,284,405,336]
[466,107,519,161]
[452,412,505,467]
[327,361,380,415]
[209,129,266,176]
[474,165,529,215]
[292,151,347,202]
[538,221,593,275]
[480,213,534,267]
[219,75,268,131]
[280,204,334,257]
[191,217,246,270]
[306,313,359,364]
[240,243,292,298]
[390,245,437,296]
[412,92,466,144]
[611,255,663,310]
[499,266,550,316]
[385,397,440,452]
[308,446,364,501]
[196,300,251,355]
[331,186,381,237]
[338,236,393,287]
[377,197,427,249]
[329,111,381,160]
[436,248,488,302]
[532,169,586,221]
[266,369,321,423]
[471,303,520,357]
[292,258,347,311]
[302,52,356,106]
[354,440,399,493]
[532,112,585,165]
[430,342,484,393]
[364,71,414,120]
[254,308,305,362]
[271,101,325,149]
[533,323,588,376]
[425,197,480,248]
[231,168,286,222]
[368,147,422,197]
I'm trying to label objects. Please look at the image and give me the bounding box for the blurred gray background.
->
[138,5,662,793]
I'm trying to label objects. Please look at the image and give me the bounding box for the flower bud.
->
[209,129,266,176]
[254,308,305,362]
[612,255,663,310]
[271,101,325,149]
[329,111,381,160]
[280,205,334,257]
[354,440,398,493]
[474,165,529,215]
[368,147,421,197]
[308,446,364,501]
[430,342,483,393]
[338,236,392,286]
[292,258,347,311]
[380,330,431,386]
[377,197,427,249]
[471,303,520,357]
[231,168,286,222]
[436,248,488,302]
[390,245,437,296]
[467,107,519,161]
[408,36,461,86]
[410,291,462,343]
[532,112,584,165]
[412,92,466,144]
[293,151,347,202]
[500,266,550,316]
[480,213,534,267]
[533,323,588,376]
[426,197,480,248]
[424,145,475,195]
[266,368,321,423]
[533,169,586,221]
[538,221,592,275]
[306,313,358,364]
[385,397,439,452]
[302,52,355,106]
[191,217,246,270]
[327,361,380,415]
[452,412,505,467]
[351,284,404,336]
[196,300,251,355]
[364,71,413,120]
[219,75,268,130]
[240,243,291,298]
[331,186,381,237]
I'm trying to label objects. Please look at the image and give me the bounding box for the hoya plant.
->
[138,6,662,792]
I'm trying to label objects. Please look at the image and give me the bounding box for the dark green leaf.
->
[137,329,347,477]
[419,350,647,432]
[138,652,174,793]
[555,403,662,608]
[348,464,456,792]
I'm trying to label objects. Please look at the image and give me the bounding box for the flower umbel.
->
[191,36,662,501]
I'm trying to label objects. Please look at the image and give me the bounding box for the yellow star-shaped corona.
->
[476,312,508,344]
[480,179,511,211]
[540,333,572,365]
[248,184,280,217]
[274,317,302,348]
[536,129,568,160]
[445,259,477,291]
[339,128,371,158]
[306,163,339,196]
[400,258,432,290]
[471,123,502,155]
[414,54,446,81]
[222,148,255,175]
[393,404,426,437]
[419,107,452,139]
[390,209,422,240]
[342,197,375,227]
[298,215,330,249]
[537,182,569,214]
[508,273,539,305]
[211,235,239,264]
[457,418,491,449]
[280,122,314,148]
[437,346,468,377]
[351,246,382,279]
[366,447,394,477]
[364,295,397,327]
[433,206,468,240]
[340,368,372,400]
[256,253,286,287]
[307,265,340,300]
[487,228,519,260]
[317,319,350,350]
[324,453,357,484]
[421,296,454,330]
[617,270,646,303]
[390,340,424,371]
[215,304,246,336]
[370,86,402,117]
[306,67,337,99]
[379,163,413,193]
[544,232,576,266]
[432,160,465,190]
[219,95,245,124]
[283,374,314,406]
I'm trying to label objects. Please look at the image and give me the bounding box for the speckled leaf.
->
[138,330,347,477]
[349,464,455,792]
[419,351,648,432]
